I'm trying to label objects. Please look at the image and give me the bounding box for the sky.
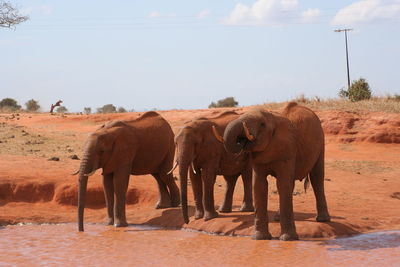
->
[1,0,400,112]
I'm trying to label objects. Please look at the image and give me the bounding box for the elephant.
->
[76,111,180,231]
[174,111,254,224]
[222,102,330,241]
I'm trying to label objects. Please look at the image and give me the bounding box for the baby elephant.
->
[174,111,254,224]
[76,111,180,231]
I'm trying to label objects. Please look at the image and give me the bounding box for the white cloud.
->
[197,9,211,19]
[223,0,321,26]
[301,8,320,23]
[148,11,161,18]
[332,0,400,26]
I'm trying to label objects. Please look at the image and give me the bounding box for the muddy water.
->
[1,224,399,267]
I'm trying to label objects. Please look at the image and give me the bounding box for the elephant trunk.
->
[223,118,248,154]
[77,151,93,232]
[177,143,194,224]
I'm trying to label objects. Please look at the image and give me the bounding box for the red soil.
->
[0,108,399,238]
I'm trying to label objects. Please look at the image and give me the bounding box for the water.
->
[0,224,399,267]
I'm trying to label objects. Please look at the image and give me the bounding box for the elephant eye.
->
[260,122,265,127]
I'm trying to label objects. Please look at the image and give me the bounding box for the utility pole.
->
[334,28,353,90]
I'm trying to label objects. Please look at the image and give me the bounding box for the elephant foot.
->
[218,205,232,213]
[316,213,331,222]
[279,232,299,241]
[252,231,272,240]
[240,203,254,212]
[204,211,218,221]
[194,209,204,220]
[106,218,114,225]
[273,212,280,222]
[114,220,128,228]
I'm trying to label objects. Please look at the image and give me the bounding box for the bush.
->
[97,104,117,114]
[339,78,372,102]
[56,106,68,113]
[83,107,91,114]
[25,99,40,112]
[117,107,127,113]
[209,97,238,108]
[0,98,21,110]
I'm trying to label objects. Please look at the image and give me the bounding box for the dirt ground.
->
[0,107,399,239]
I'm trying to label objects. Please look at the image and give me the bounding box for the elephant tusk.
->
[167,161,178,175]
[84,170,97,177]
[71,169,80,175]
[191,162,197,175]
[211,125,224,143]
[242,121,255,141]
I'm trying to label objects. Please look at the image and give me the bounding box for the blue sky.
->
[1,0,400,112]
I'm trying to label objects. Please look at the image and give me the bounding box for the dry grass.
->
[262,96,400,113]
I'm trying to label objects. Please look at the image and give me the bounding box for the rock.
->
[48,157,60,161]
[69,155,79,160]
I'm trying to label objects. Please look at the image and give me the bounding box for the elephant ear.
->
[102,126,137,175]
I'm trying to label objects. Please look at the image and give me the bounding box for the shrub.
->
[0,98,21,110]
[97,104,117,114]
[25,99,40,112]
[117,107,127,113]
[56,106,68,113]
[83,107,91,114]
[209,97,238,108]
[339,78,372,102]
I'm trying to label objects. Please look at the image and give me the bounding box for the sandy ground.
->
[0,107,399,239]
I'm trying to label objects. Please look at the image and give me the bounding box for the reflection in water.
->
[0,224,399,267]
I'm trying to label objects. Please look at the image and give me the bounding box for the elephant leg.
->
[159,146,181,207]
[310,150,331,222]
[160,173,181,207]
[252,165,271,240]
[113,165,131,227]
[202,169,218,221]
[152,173,172,209]
[240,164,254,212]
[190,169,204,220]
[219,175,239,213]
[102,173,114,225]
[273,208,280,221]
[276,162,298,241]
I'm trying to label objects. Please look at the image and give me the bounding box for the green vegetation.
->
[25,99,40,112]
[209,97,238,108]
[117,107,127,113]
[0,98,21,111]
[56,106,68,113]
[83,107,91,115]
[97,104,117,114]
[339,78,372,102]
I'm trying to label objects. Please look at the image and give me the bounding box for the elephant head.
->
[174,125,202,224]
[223,109,276,154]
[77,124,137,231]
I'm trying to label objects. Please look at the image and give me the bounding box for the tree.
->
[83,107,91,114]
[117,107,127,113]
[25,99,40,112]
[209,97,239,108]
[97,104,117,114]
[0,97,21,110]
[56,106,68,113]
[339,78,372,102]
[0,1,29,29]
